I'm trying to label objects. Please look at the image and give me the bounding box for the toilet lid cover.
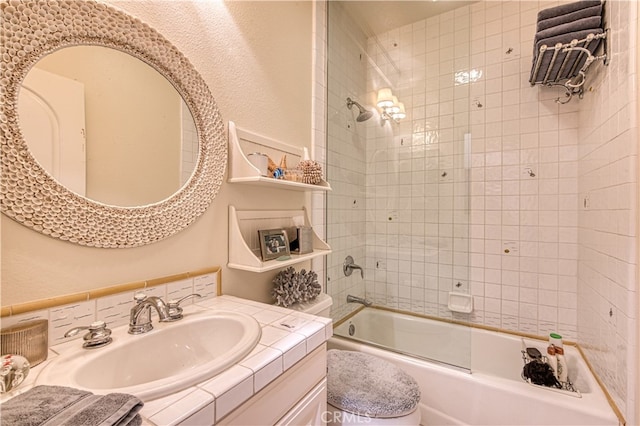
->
[327,349,421,418]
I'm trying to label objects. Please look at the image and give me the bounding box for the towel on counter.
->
[529,0,604,84]
[537,4,603,32]
[1,385,144,426]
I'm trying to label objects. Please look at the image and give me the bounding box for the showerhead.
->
[346,97,373,122]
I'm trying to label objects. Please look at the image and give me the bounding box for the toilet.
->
[288,294,422,426]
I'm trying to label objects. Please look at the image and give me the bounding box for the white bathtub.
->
[330,308,619,425]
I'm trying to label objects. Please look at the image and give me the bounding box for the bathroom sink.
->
[36,310,261,401]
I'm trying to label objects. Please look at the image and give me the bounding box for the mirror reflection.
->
[18,46,198,207]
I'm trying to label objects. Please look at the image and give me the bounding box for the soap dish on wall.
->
[448,292,473,314]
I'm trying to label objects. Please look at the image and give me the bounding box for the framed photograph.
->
[258,229,290,261]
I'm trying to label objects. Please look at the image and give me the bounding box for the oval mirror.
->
[0,0,227,248]
[19,46,198,207]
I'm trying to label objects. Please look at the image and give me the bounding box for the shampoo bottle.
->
[555,346,568,383]
[546,345,558,379]
[549,333,563,348]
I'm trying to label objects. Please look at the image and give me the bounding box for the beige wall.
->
[637,1,640,423]
[1,1,313,306]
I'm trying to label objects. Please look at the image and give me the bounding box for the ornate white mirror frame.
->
[0,0,227,248]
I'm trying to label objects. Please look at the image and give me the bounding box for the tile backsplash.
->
[0,271,218,346]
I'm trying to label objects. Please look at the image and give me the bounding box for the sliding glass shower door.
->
[325,1,473,370]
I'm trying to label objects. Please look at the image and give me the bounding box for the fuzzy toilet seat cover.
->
[327,349,421,418]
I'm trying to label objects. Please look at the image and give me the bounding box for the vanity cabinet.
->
[217,345,327,426]
[276,380,326,426]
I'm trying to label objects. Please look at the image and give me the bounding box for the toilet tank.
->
[287,293,332,317]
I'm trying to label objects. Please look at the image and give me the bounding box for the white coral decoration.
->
[272,267,322,308]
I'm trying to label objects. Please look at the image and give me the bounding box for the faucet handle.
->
[134,293,148,303]
[343,255,364,279]
[166,294,202,321]
[64,321,113,349]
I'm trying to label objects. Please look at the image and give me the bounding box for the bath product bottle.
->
[555,346,568,383]
[546,345,558,379]
[549,333,563,348]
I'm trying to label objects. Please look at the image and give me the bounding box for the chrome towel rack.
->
[529,29,609,104]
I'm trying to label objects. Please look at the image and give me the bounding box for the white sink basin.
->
[36,310,261,401]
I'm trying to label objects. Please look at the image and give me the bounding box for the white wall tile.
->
[576,1,638,419]
[324,3,637,421]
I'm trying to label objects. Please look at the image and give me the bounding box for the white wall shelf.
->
[228,205,331,272]
[228,121,331,192]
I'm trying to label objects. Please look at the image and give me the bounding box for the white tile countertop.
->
[1,295,333,425]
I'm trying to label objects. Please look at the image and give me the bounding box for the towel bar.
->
[530,29,609,104]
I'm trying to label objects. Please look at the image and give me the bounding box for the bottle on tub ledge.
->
[555,346,568,383]
[546,345,559,379]
[548,332,568,383]
[549,332,563,348]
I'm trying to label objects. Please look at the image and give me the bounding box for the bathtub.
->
[330,308,620,425]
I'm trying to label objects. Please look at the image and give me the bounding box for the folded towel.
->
[1,385,144,426]
[534,15,602,46]
[530,28,604,83]
[537,0,601,22]
[537,4,603,32]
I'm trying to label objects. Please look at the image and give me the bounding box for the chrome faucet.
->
[347,294,372,307]
[129,294,171,334]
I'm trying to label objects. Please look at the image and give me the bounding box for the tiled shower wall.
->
[324,1,637,420]
[576,1,638,419]
[325,2,368,320]
[465,1,581,339]
[363,8,472,320]
[311,0,327,288]
[348,1,581,340]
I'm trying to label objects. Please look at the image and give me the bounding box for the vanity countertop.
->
[1,295,333,425]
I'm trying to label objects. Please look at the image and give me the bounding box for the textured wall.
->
[2,1,313,306]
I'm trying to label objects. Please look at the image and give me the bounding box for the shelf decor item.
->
[259,229,291,261]
[272,267,321,308]
[247,152,269,176]
[228,121,332,191]
[296,160,323,185]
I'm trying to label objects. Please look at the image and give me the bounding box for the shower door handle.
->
[343,255,363,279]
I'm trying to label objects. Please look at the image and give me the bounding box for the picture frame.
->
[258,229,291,261]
